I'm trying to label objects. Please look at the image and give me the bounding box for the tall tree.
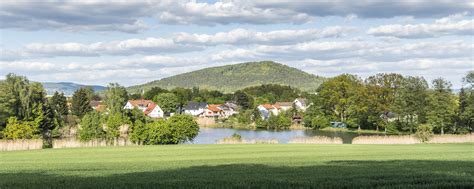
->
[71,88,92,118]
[49,91,68,127]
[459,71,474,133]
[395,76,429,132]
[427,78,456,134]
[143,87,169,100]
[37,103,58,148]
[233,91,253,109]
[153,93,179,114]
[0,73,45,122]
[105,83,128,114]
[365,73,404,131]
[316,74,365,128]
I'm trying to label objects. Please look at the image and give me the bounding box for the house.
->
[275,102,293,111]
[218,102,239,118]
[257,104,281,120]
[123,100,164,118]
[293,98,310,111]
[90,100,107,112]
[380,111,397,122]
[204,104,224,118]
[184,102,208,116]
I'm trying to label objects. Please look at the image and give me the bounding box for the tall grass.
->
[352,134,474,144]
[428,134,473,144]
[52,138,134,149]
[289,136,343,144]
[0,139,43,151]
[216,137,278,144]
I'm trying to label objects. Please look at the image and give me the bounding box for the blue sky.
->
[0,0,472,88]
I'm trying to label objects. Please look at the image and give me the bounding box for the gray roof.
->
[185,102,207,110]
[296,98,307,106]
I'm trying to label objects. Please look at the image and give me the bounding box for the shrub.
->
[142,114,199,145]
[415,124,434,142]
[105,112,129,141]
[78,111,105,141]
[166,114,199,144]
[310,116,330,129]
[2,117,39,139]
[231,133,242,141]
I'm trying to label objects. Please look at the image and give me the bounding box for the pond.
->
[189,127,383,144]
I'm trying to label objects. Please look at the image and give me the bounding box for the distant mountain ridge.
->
[42,82,106,96]
[128,61,325,93]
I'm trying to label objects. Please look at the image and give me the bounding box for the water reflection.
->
[189,127,382,144]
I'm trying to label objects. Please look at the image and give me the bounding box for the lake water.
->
[189,127,382,144]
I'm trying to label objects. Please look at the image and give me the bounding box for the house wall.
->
[148,107,164,118]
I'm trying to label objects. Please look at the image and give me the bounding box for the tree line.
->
[0,73,199,147]
[304,72,473,135]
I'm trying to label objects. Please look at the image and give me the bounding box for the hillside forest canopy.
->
[0,71,472,147]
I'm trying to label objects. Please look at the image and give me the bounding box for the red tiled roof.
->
[207,104,222,112]
[128,100,153,107]
[275,102,292,107]
[261,104,275,110]
[143,103,157,115]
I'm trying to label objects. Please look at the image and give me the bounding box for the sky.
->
[0,0,473,88]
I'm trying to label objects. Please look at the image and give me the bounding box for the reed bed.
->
[216,138,278,144]
[352,134,474,144]
[52,138,135,149]
[427,134,473,144]
[289,136,343,144]
[0,139,43,151]
[352,135,419,144]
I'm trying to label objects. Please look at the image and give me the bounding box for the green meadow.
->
[0,144,473,188]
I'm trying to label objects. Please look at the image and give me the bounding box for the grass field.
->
[0,144,473,188]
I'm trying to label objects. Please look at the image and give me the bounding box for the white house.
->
[124,100,164,118]
[293,98,310,111]
[257,104,281,120]
[184,102,207,116]
[219,102,238,118]
[204,104,224,118]
[275,102,293,111]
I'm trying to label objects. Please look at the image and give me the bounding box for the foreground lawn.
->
[0,144,473,188]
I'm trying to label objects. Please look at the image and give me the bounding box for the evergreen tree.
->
[37,103,58,148]
[233,91,253,109]
[50,91,68,127]
[71,88,92,118]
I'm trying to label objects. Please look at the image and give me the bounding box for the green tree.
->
[234,91,253,109]
[143,87,169,100]
[78,111,105,141]
[154,93,179,114]
[427,78,456,134]
[105,83,128,114]
[415,124,434,142]
[317,74,365,127]
[37,103,58,148]
[458,71,474,133]
[71,88,92,118]
[49,91,68,127]
[2,117,39,139]
[105,112,129,141]
[166,114,199,144]
[395,76,429,133]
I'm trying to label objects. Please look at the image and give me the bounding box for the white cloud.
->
[174,27,355,45]
[368,13,474,38]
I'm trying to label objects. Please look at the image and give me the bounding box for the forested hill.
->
[128,61,325,93]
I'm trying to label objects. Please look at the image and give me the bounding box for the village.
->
[115,98,311,125]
